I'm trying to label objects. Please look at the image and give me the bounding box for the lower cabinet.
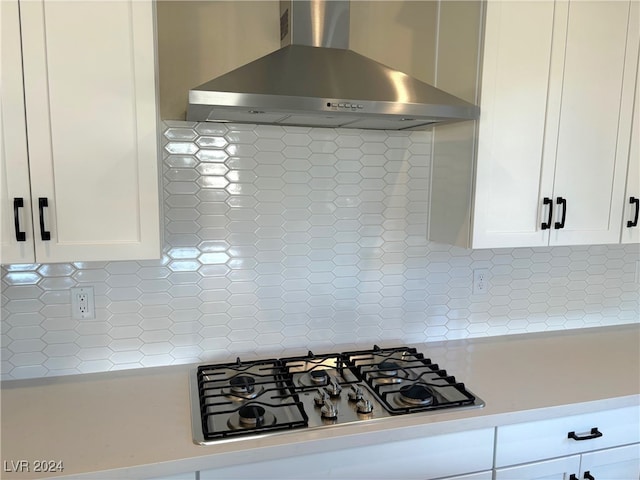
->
[495,405,640,480]
[495,444,639,480]
[199,428,494,480]
[148,474,197,480]
[581,444,640,479]
[441,471,493,480]
[495,455,580,480]
[151,406,640,480]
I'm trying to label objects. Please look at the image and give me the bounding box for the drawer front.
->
[200,428,495,480]
[495,454,581,480]
[496,406,640,467]
[580,444,640,479]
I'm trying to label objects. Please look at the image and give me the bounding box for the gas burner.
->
[239,405,265,426]
[222,375,263,400]
[396,384,435,407]
[231,375,255,394]
[378,361,399,376]
[370,361,408,384]
[310,370,329,385]
[227,405,277,430]
[295,368,341,388]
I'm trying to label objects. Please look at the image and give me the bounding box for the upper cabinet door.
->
[19,0,161,263]
[549,0,639,246]
[0,0,35,264]
[621,58,639,244]
[471,1,556,248]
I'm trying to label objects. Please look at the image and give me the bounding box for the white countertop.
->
[1,324,639,479]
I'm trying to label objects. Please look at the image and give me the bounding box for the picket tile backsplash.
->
[1,122,638,380]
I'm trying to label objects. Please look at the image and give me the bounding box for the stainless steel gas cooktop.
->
[190,345,484,444]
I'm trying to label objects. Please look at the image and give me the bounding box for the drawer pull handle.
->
[13,197,26,242]
[567,427,602,441]
[583,472,595,480]
[628,196,639,228]
[541,197,553,230]
[38,197,51,241]
[569,475,578,480]
[554,196,567,229]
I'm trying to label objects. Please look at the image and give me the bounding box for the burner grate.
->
[192,346,483,444]
[343,345,477,414]
[196,358,308,440]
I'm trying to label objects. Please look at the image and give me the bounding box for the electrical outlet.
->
[473,269,489,295]
[71,286,95,319]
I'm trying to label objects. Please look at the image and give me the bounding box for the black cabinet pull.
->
[541,197,553,230]
[13,197,26,242]
[584,472,595,480]
[567,427,602,441]
[627,196,639,228]
[569,475,578,480]
[554,196,567,229]
[38,197,51,241]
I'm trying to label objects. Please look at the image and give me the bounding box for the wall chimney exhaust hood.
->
[187,0,479,131]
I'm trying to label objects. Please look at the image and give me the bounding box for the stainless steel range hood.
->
[187,1,479,130]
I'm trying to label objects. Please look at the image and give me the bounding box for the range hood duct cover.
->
[187,0,479,131]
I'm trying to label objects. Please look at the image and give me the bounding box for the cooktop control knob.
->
[348,385,364,401]
[314,388,329,406]
[356,399,374,414]
[326,378,342,397]
[320,399,338,419]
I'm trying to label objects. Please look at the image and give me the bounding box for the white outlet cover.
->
[71,286,95,320]
[473,269,489,295]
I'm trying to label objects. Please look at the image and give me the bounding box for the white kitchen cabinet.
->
[0,0,161,264]
[199,428,495,480]
[431,0,640,249]
[1,0,34,263]
[440,471,493,480]
[147,473,197,480]
[495,406,640,467]
[621,62,639,244]
[580,444,640,479]
[495,406,640,480]
[495,454,581,480]
[495,445,640,480]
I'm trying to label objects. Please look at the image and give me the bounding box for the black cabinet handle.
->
[554,196,567,229]
[13,197,26,242]
[584,472,595,480]
[628,196,639,228]
[567,427,602,441]
[541,197,553,230]
[38,197,51,241]
[569,475,578,480]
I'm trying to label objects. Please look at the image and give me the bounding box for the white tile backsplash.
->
[1,122,638,380]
